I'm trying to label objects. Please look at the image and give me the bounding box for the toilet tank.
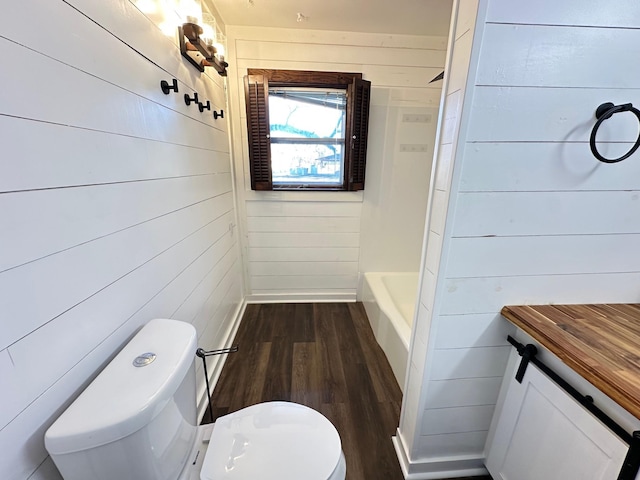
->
[45,319,198,480]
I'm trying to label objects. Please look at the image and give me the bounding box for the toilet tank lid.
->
[45,319,197,455]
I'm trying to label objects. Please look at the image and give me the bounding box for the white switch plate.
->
[399,144,429,152]
[402,113,432,123]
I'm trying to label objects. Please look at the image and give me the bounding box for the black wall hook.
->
[590,102,640,164]
[213,109,224,120]
[184,92,199,106]
[160,79,179,94]
[198,100,211,113]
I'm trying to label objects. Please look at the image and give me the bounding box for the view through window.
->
[268,87,346,186]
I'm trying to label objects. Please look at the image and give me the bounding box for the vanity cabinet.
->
[485,349,628,480]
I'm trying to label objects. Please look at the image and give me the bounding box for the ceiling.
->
[208,0,453,37]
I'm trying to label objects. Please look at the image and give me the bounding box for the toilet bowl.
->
[44,319,346,480]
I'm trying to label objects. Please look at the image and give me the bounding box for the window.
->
[244,69,371,191]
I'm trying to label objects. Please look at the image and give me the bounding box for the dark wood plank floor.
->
[204,302,490,480]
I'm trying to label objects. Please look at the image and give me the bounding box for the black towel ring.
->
[590,102,640,164]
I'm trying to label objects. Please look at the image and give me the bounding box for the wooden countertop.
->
[501,304,640,420]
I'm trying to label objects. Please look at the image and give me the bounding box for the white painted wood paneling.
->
[245,201,362,217]
[235,40,446,68]
[434,314,513,349]
[248,232,360,248]
[453,191,640,237]
[0,0,242,478]
[440,273,640,316]
[440,90,463,144]
[416,431,489,458]
[250,275,358,290]
[429,347,511,381]
[455,0,479,40]
[1,197,225,350]
[447,234,640,278]
[467,86,640,143]
[425,377,504,409]
[251,261,358,276]
[477,24,640,89]
[0,39,227,151]
[1,177,232,272]
[247,216,360,232]
[0,117,229,193]
[248,247,360,262]
[459,143,640,192]
[448,30,474,94]
[425,232,443,275]
[230,25,448,50]
[485,0,640,28]
[421,405,495,435]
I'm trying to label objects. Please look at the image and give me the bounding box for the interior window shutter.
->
[346,77,371,191]
[244,74,272,190]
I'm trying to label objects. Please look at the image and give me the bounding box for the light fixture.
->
[178,16,228,76]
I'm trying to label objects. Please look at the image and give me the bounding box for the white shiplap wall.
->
[396,0,640,477]
[225,26,447,302]
[0,1,244,479]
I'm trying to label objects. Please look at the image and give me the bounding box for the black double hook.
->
[213,109,224,120]
[184,92,199,106]
[198,100,211,113]
[590,102,640,164]
[160,79,179,94]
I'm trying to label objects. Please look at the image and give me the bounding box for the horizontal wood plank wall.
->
[226,26,447,302]
[400,0,640,475]
[0,1,243,479]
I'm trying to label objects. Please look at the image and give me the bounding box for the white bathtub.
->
[362,272,418,392]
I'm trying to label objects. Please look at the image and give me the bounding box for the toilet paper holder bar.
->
[196,346,239,422]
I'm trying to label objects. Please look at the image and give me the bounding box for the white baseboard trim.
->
[246,292,356,303]
[197,298,247,422]
[392,432,488,479]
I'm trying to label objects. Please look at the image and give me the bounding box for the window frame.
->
[244,69,371,191]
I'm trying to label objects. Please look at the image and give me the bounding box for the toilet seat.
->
[200,402,344,480]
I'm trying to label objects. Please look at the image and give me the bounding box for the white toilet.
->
[44,319,346,480]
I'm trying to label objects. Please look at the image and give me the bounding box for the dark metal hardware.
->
[196,346,238,357]
[160,79,179,94]
[196,346,239,422]
[184,92,199,106]
[198,100,211,113]
[507,335,640,479]
[213,109,224,120]
[590,102,640,164]
[514,343,537,383]
[619,432,640,480]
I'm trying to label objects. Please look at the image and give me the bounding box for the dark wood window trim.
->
[244,69,371,191]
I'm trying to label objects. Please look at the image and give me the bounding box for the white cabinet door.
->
[485,351,628,480]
